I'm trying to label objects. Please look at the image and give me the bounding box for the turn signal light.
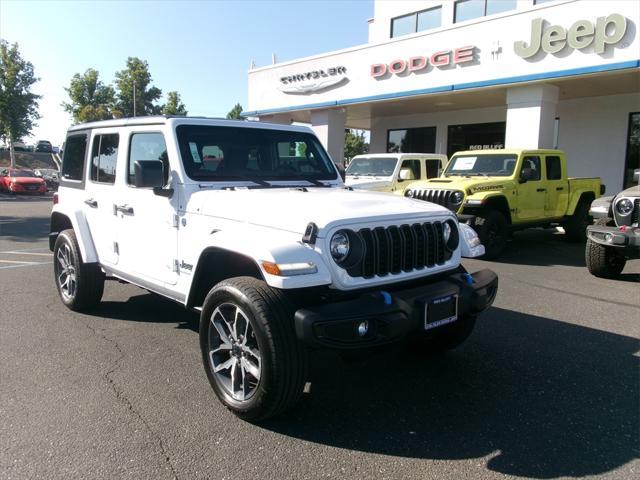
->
[53,193,59,205]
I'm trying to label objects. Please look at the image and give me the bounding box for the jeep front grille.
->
[410,189,462,212]
[346,222,451,279]
[633,199,640,225]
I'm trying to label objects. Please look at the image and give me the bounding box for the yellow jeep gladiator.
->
[403,149,604,259]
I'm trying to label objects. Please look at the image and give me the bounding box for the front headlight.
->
[451,191,464,204]
[443,219,459,251]
[404,189,414,198]
[330,231,350,263]
[616,198,633,215]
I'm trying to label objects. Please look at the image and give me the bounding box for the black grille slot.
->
[355,221,446,278]
[633,199,640,225]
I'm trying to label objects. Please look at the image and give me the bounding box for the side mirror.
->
[633,169,640,183]
[398,168,414,181]
[519,168,537,183]
[134,160,164,188]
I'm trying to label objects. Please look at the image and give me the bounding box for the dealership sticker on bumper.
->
[424,294,458,330]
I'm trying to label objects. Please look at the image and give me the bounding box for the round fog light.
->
[357,321,369,337]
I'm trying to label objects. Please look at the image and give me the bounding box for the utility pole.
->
[133,81,137,117]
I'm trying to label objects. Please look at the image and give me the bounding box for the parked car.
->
[35,140,53,153]
[345,153,447,193]
[0,168,47,194]
[403,149,604,258]
[50,116,498,420]
[585,169,640,278]
[12,141,28,152]
[34,168,60,191]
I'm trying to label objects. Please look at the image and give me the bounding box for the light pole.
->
[133,81,137,117]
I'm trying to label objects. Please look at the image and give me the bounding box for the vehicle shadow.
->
[260,307,639,478]
[0,215,50,243]
[89,292,199,333]
[495,228,586,267]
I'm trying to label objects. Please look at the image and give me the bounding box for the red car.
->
[0,169,47,194]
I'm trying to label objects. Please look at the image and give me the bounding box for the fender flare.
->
[50,206,98,263]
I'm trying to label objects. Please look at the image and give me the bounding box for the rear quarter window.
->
[61,134,88,187]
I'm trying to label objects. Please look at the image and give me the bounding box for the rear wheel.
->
[53,229,105,311]
[473,210,509,260]
[199,277,307,421]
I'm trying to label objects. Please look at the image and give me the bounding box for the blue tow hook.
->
[463,272,474,285]
[380,291,392,305]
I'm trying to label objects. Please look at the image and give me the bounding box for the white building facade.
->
[246,0,640,191]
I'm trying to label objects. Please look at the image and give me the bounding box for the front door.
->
[395,158,421,191]
[115,131,178,286]
[515,155,546,222]
[83,131,120,266]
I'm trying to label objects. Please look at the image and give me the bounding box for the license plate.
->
[26,185,37,190]
[424,294,458,330]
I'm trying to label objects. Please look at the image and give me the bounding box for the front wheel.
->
[199,277,307,421]
[585,239,626,278]
[473,210,509,260]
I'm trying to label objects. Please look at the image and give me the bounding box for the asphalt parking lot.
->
[1,194,638,480]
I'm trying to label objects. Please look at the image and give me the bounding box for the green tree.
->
[344,129,368,161]
[62,68,115,123]
[162,91,187,115]
[114,57,162,117]
[226,103,245,120]
[0,40,40,168]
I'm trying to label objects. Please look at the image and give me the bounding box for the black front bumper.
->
[294,269,498,349]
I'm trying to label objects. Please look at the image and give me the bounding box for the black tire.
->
[472,210,509,260]
[564,199,592,242]
[411,315,477,353]
[199,276,307,421]
[53,229,105,311]
[585,219,626,278]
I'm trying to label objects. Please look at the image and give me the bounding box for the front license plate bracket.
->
[424,294,458,330]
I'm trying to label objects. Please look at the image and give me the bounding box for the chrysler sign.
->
[279,66,348,94]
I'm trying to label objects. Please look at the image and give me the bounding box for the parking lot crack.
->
[81,319,179,480]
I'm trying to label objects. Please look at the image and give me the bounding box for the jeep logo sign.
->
[514,14,627,58]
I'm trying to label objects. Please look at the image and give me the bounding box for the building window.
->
[624,112,640,189]
[391,6,441,38]
[387,127,437,153]
[447,122,506,157]
[454,0,516,23]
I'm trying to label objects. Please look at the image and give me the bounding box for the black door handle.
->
[536,188,546,192]
[84,198,98,208]
[556,187,564,191]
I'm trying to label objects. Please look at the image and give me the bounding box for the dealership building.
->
[245,0,639,191]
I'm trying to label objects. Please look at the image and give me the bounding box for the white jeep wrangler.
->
[50,116,498,420]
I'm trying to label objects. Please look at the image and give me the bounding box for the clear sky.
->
[0,0,372,146]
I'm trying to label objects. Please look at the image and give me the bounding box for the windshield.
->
[346,157,397,176]
[9,170,36,177]
[176,125,338,182]
[445,154,518,177]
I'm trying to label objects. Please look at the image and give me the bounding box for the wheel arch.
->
[568,191,596,215]
[463,195,512,224]
[49,208,98,262]
[186,247,265,309]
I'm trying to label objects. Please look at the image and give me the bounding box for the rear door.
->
[543,154,569,219]
[425,157,443,179]
[515,155,546,221]
[83,130,120,265]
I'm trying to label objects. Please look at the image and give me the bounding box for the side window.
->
[90,134,119,184]
[425,159,440,178]
[61,135,87,181]
[545,156,562,180]
[400,159,421,180]
[521,156,541,181]
[128,133,168,185]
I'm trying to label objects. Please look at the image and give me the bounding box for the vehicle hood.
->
[188,186,452,235]
[409,176,513,194]
[617,185,640,198]
[345,176,393,191]
[11,177,45,184]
